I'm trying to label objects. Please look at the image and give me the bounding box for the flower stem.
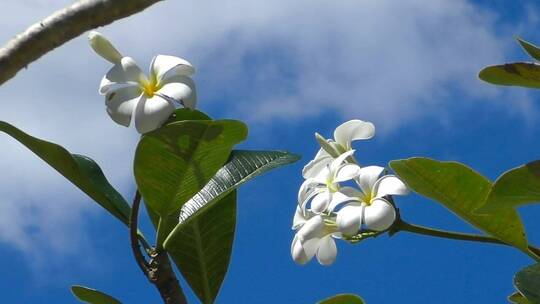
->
[394,220,540,261]
[130,191,151,276]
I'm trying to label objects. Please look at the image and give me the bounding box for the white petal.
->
[157,76,197,109]
[364,198,396,231]
[302,149,332,179]
[357,166,385,195]
[327,190,360,212]
[336,204,364,235]
[292,206,307,230]
[329,150,355,174]
[339,186,365,199]
[151,55,195,83]
[374,175,410,198]
[105,86,142,127]
[316,236,337,266]
[334,163,361,182]
[333,119,375,149]
[100,57,147,94]
[88,31,123,64]
[298,178,324,207]
[297,215,324,241]
[134,95,175,133]
[311,190,331,213]
[292,235,319,265]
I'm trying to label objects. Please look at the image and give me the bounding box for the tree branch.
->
[0,0,163,85]
[130,191,151,276]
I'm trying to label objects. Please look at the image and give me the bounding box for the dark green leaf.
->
[390,158,528,252]
[515,263,540,304]
[509,292,531,304]
[134,119,247,218]
[164,191,237,304]
[477,160,540,214]
[318,294,364,304]
[518,37,540,61]
[165,108,211,124]
[71,285,121,304]
[177,150,300,223]
[0,121,130,225]
[479,62,540,88]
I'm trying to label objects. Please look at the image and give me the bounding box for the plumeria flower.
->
[336,166,409,235]
[298,150,360,214]
[291,207,340,266]
[89,31,197,133]
[303,120,375,179]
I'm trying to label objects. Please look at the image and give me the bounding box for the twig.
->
[130,191,151,276]
[0,0,163,85]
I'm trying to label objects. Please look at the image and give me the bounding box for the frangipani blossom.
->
[298,150,360,214]
[291,207,340,266]
[89,31,197,134]
[303,120,375,178]
[336,166,409,235]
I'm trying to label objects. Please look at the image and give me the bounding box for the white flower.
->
[336,166,409,235]
[89,31,197,133]
[298,150,360,214]
[303,120,375,178]
[291,207,339,266]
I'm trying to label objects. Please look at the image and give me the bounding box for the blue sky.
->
[1,0,540,303]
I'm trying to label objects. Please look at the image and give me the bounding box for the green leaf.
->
[177,150,300,223]
[71,285,121,304]
[509,292,531,304]
[515,263,540,304]
[165,108,211,124]
[318,294,365,304]
[134,119,247,218]
[479,62,540,88]
[477,160,540,214]
[390,158,528,252]
[518,37,540,61]
[0,121,130,225]
[164,191,237,304]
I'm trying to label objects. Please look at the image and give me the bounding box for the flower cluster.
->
[88,31,197,134]
[291,120,409,266]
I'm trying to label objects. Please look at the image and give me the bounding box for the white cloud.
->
[0,0,534,267]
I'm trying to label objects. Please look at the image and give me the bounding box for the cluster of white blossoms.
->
[291,120,409,266]
[88,31,197,134]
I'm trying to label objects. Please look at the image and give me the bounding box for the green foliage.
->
[133,119,247,218]
[509,292,531,304]
[518,37,540,61]
[479,62,540,88]
[478,160,540,214]
[0,121,130,225]
[390,158,529,253]
[71,285,121,304]
[479,37,540,88]
[164,191,237,304]
[515,263,540,304]
[318,294,365,304]
[177,150,300,223]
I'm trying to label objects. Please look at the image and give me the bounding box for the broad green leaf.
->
[479,62,540,88]
[165,108,211,124]
[318,294,364,304]
[518,37,540,61]
[509,292,531,304]
[0,121,130,225]
[134,119,247,218]
[177,150,300,223]
[390,158,528,252]
[515,263,540,304]
[164,191,237,304]
[71,285,121,304]
[477,160,540,214]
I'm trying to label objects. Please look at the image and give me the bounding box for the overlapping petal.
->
[336,203,364,236]
[150,55,195,83]
[363,198,396,231]
[157,76,197,109]
[134,96,175,134]
[316,236,337,266]
[356,165,385,195]
[100,57,147,94]
[302,148,332,179]
[374,175,410,198]
[334,119,375,150]
[105,86,142,127]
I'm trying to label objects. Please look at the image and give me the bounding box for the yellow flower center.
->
[141,74,161,97]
